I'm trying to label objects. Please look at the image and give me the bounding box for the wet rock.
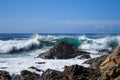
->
[63,64,101,80]
[20,70,41,80]
[42,69,69,80]
[0,70,11,80]
[38,42,90,59]
[29,66,44,72]
[98,49,113,55]
[84,55,108,69]
[35,62,46,64]
[42,64,101,80]
[99,46,120,80]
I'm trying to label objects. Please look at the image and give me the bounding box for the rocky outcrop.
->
[99,46,120,80]
[0,71,11,80]
[84,55,108,69]
[42,69,69,80]
[98,49,112,55]
[42,64,101,80]
[37,42,90,59]
[20,70,41,80]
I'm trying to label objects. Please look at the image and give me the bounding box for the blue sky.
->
[0,0,120,33]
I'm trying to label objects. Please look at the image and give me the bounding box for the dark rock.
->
[29,66,44,72]
[42,69,69,80]
[42,64,101,80]
[35,62,46,64]
[38,42,90,59]
[99,46,120,80]
[98,49,113,55]
[63,65,101,80]
[0,67,7,69]
[84,55,108,69]
[0,70,11,80]
[20,70,41,80]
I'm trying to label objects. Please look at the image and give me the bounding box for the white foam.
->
[78,36,120,51]
[0,34,41,53]
[0,34,120,75]
[0,57,88,75]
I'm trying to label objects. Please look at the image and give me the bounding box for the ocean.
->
[0,33,120,75]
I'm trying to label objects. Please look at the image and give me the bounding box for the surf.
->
[0,34,120,54]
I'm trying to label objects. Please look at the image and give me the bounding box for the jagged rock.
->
[29,66,44,72]
[63,65,101,80]
[0,70,11,80]
[98,49,112,55]
[99,46,120,80]
[42,64,101,80]
[84,55,108,69]
[20,70,41,80]
[42,69,69,80]
[38,42,90,59]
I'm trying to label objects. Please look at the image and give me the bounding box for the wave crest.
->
[0,34,120,54]
[0,34,41,53]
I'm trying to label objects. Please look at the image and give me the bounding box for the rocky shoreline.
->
[0,42,120,80]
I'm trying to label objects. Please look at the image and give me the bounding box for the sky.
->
[0,0,120,33]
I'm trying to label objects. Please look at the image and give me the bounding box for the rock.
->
[0,70,11,80]
[42,64,101,80]
[99,46,120,80]
[35,62,46,64]
[63,65,101,80]
[98,49,113,55]
[20,70,41,80]
[38,42,90,59]
[42,69,69,80]
[84,55,108,69]
[29,66,44,72]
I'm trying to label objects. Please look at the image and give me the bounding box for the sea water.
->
[0,33,120,75]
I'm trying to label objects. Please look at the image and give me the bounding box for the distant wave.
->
[0,34,120,54]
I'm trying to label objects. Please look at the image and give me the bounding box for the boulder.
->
[20,70,41,80]
[98,49,112,55]
[42,64,101,80]
[42,69,69,80]
[84,55,108,69]
[63,65,100,80]
[99,46,120,80]
[0,70,11,80]
[38,42,90,59]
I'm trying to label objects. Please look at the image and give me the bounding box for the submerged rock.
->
[99,46,120,80]
[42,64,101,80]
[38,42,90,59]
[0,70,11,80]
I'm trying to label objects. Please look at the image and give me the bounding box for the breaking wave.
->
[0,34,120,54]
